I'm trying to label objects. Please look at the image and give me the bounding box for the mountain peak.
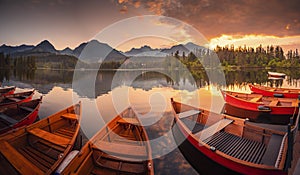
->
[31,40,57,53]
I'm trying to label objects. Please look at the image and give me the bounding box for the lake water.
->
[1,68,300,174]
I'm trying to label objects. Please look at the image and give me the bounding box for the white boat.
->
[268,71,286,78]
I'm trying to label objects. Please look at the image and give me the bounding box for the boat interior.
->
[0,100,40,130]
[67,108,151,175]
[226,91,298,107]
[172,100,288,169]
[0,106,79,175]
[0,91,33,104]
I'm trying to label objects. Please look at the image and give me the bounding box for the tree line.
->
[165,45,300,69]
[0,53,36,69]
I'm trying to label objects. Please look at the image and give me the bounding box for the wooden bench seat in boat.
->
[0,113,17,124]
[93,152,147,174]
[177,110,201,119]
[117,118,139,125]
[250,97,262,102]
[61,113,78,120]
[269,100,279,106]
[28,128,71,147]
[19,106,34,112]
[195,119,233,141]
[261,134,284,166]
[0,141,44,175]
[93,141,147,158]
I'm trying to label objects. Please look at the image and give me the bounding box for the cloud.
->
[117,0,300,39]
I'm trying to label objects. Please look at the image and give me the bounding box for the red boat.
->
[0,98,42,134]
[0,90,34,107]
[222,91,299,124]
[171,98,294,175]
[0,86,16,96]
[249,84,300,98]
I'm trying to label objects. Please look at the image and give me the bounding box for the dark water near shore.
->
[1,68,300,174]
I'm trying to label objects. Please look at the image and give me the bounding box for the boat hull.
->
[224,103,295,124]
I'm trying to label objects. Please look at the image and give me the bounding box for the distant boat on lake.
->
[268,71,286,78]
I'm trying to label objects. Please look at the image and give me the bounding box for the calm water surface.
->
[1,68,300,174]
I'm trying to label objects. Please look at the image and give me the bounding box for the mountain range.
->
[0,40,206,62]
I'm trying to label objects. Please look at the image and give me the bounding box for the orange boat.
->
[55,107,154,175]
[0,102,81,175]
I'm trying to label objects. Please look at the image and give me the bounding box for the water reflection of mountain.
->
[1,68,300,97]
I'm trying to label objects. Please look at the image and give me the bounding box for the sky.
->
[0,0,300,52]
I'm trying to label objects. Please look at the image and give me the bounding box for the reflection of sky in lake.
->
[1,69,300,174]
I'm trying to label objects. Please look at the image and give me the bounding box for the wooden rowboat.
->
[0,98,42,134]
[249,84,300,98]
[268,71,286,78]
[0,86,16,96]
[0,102,81,175]
[171,98,295,175]
[222,91,299,124]
[0,90,34,107]
[55,107,154,175]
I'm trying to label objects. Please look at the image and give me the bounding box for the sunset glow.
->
[207,34,300,52]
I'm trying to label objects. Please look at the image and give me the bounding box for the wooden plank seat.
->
[269,100,279,106]
[0,113,18,124]
[0,141,44,175]
[92,151,147,174]
[28,128,71,147]
[61,113,78,120]
[250,97,261,102]
[19,106,34,112]
[93,141,147,159]
[261,134,284,166]
[177,110,201,119]
[195,119,233,141]
[204,131,267,164]
[117,118,139,125]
